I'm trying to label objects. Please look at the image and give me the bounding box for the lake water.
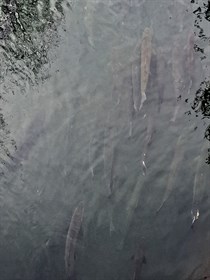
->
[1,0,210,279]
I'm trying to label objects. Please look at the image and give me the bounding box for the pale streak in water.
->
[139,27,152,111]
[84,0,96,48]
[191,142,209,227]
[5,112,46,173]
[171,35,184,122]
[129,67,136,138]
[103,112,118,197]
[131,37,141,112]
[88,136,96,178]
[156,134,184,213]
[141,115,154,175]
[65,201,84,279]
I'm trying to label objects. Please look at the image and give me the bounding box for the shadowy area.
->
[191,0,210,163]
[0,0,65,171]
[0,0,65,85]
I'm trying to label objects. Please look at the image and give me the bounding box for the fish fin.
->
[143,256,147,264]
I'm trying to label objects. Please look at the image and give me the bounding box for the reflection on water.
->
[1,0,210,280]
[191,0,210,162]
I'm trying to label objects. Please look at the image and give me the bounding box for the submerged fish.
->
[156,49,167,112]
[88,136,97,177]
[191,142,209,227]
[156,134,184,213]
[139,27,153,111]
[84,0,96,48]
[185,32,195,95]
[171,36,184,122]
[65,201,84,279]
[103,120,117,197]
[131,246,146,280]
[129,70,136,137]
[118,178,145,249]
[141,114,155,175]
[131,38,141,112]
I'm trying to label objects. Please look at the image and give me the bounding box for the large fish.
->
[156,49,167,112]
[129,67,136,137]
[171,36,184,122]
[131,246,146,280]
[191,142,209,228]
[65,201,84,280]
[84,0,96,48]
[139,27,153,111]
[156,134,184,213]
[141,114,155,175]
[118,178,145,249]
[103,117,117,197]
[185,31,195,95]
[131,38,141,112]
[88,135,97,177]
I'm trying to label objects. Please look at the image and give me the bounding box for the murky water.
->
[1,0,210,279]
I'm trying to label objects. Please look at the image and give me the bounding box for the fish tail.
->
[139,92,147,111]
[133,102,138,112]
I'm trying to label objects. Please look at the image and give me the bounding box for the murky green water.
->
[1,0,210,279]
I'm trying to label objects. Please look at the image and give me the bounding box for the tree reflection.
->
[0,0,65,82]
[0,0,65,169]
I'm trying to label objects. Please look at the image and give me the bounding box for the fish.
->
[139,26,153,111]
[118,178,145,249]
[84,0,96,48]
[65,201,84,280]
[104,143,117,198]
[141,114,155,175]
[171,36,184,122]
[88,136,96,177]
[109,146,117,195]
[156,134,184,213]
[131,246,146,280]
[156,49,167,112]
[129,69,136,137]
[185,32,195,95]
[191,142,209,228]
[131,38,141,112]
[5,112,45,172]
[103,119,117,197]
